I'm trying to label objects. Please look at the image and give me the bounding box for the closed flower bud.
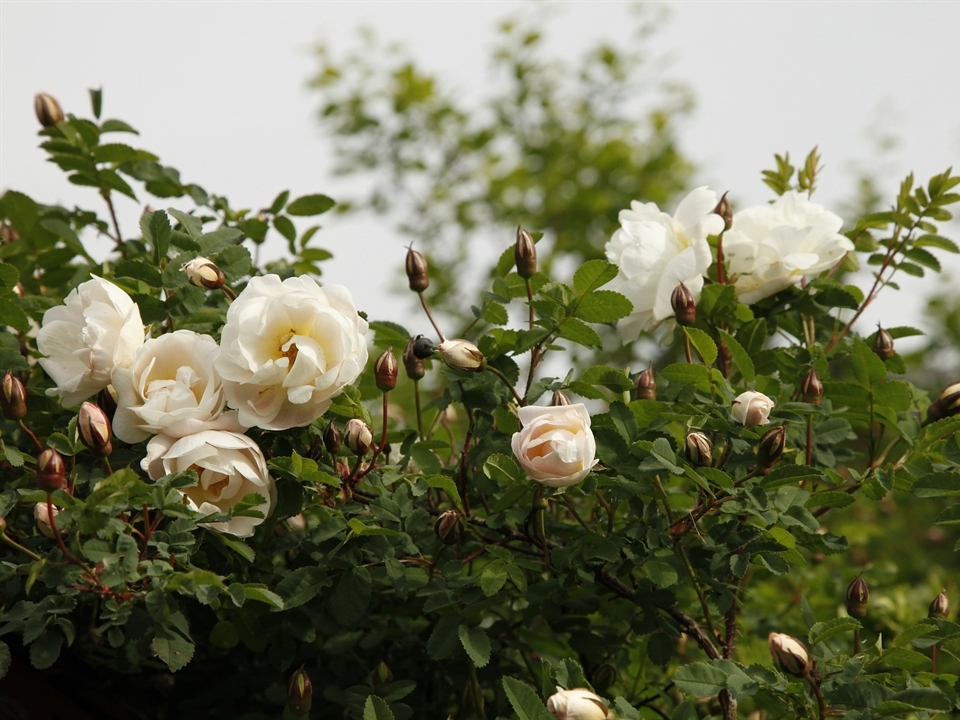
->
[800,367,824,406]
[323,423,341,454]
[181,256,226,290]
[411,334,436,360]
[405,245,429,293]
[635,366,656,401]
[403,338,426,380]
[434,510,463,545]
[768,632,812,678]
[0,223,20,244]
[929,590,950,619]
[436,338,485,373]
[546,687,612,720]
[671,283,696,326]
[287,667,313,715]
[78,402,113,457]
[36,448,67,492]
[872,324,894,360]
[846,575,870,618]
[714,191,733,231]
[684,432,713,467]
[732,390,774,428]
[34,502,59,539]
[515,226,537,278]
[34,93,65,127]
[344,418,373,456]
[98,384,119,422]
[374,348,399,392]
[926,382,960,423]
[757,425,787,469]
[372,661,393,694]
[551,390,571,407]
[1,371,27,420]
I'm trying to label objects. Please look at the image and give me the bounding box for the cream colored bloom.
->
[511,404,598,488]
[546,687,612,720]
[143,430,275,538]
[37,276,145,407]
[605,187,724,339]
[215,275,369,430]
[732,390,774,427]
[112,330,241,443]
[768,632,811,677]
[436,338,485,372]
[724,191,854,304]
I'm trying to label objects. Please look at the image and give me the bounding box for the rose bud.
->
[926,382,960,423]
[434,510,463,546]
[671,283,697,326]
[98,384,119,422]
[684,432,713,468]
[800,367,824,406]
[374,348,398,392]
[372,661,393,694]
[846,575,869,618]
[411,334,436,361]
[1,371,27,420]
[343,418,373,456]
[323,423,342,454]
[551,390,571,407]
[287,667,313,715]
[34,93,65,127]
[731,390,774,428]
[405,245,429,293]
[756,425,787,470]
[403,338,426,380]
[34,502,59,539]
[515,226,537,279]
[929,589,950,620]
[872,324,895,360]
[36,448,67,492]
[78,401,113,457]
[713,191,733,231]
[768,632,812,678]
[0,223,21,244]
[635,366,656,401]
[181,256,226,290]
[436,338,485,373]
[546,687,613,720]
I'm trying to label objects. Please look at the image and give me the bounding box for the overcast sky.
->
[2,1,959,342]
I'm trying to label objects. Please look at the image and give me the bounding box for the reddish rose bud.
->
[515,226,537,279]
[405,245,429,293]
[1,371,27,420]
[929,590,950,620]
[671,283,696,326]
[872,324,894,361]
[78,402,113,457]
[287,667,313,715]
[323,423,341,454]
[846,575,869,618]
[374,348,399,392]
[713,191,733,231]
[684,432,713,468]
[403,338,426,381]
[635,366,656,401]
[800,367,824,406]
[36,448,67,492]
[434,510,463,546]
[344,419,373,456]
[757,425,787,470]
[34,93,64,127]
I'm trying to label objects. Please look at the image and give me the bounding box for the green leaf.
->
[458,625,491,667]
[502,677,553,720]
[243,584,284,610]
[717,329,755,382]
[151,632,195,672]
[574,290,632,323]
[273,215,296,243]
[673,662,728,698]
[0,263,18,289]
[423,474,463,511]
[363,696,396,720]
[557,317,601,347]
[850,338,887,388]
[914,234,959,253]
[115,259,162,287]
[875,687,948,713]
[427,614,461,660]
[913,472,960,498]
[269,189,290,214]
[661,363,711,393]
[683,327,718,365]
[484,453,525,483]
[480,560,509,597]
[95,143,157,164]
[274,567,329,609]
[286,194,335,216]
[645,556,678,587]
[0,299,29,334]
[209,621,240,649]
[891,620,937,648]
[809,617,860,646]
[572,260,618,294]
[100,119,138,134]
[0,640,10,680]
[167,208,204,239]
[331,568,371,626]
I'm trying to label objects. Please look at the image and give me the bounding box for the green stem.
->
[419,293,446,342]
[560,494,598,536]
[0,529,43,562]
[486,366,524,406]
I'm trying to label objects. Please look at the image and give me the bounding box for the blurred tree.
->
[309,6,694,314]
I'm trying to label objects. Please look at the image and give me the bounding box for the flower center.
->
[279,330,300,366]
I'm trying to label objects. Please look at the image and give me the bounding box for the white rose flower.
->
[605,187,725,339]
[546,687,613,720]
[511,404,598,488]
[37,276,145,407]
[215,275,369,431]
[112,330,242,443]
[723,190,854,304]
[731,390,774,427]
[142,430,276,538]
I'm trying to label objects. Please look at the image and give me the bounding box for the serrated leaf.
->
[480,560,509,597]
[459,625,491,667]
[557,317,601,347]
[809,617,860,646]
[115,259,162,287]
[850,338,887,388]
[274,567,329,609]
[913,472,960,498]
[151,632,194,672]
[673,662,728,698]
[427,614,461,660]
[423,474,463,511]
[363,696,396,720]
[502,677,553,720]
[0,299,29,334]
[0,640,10,680]
[287,194,335,216]
[574,290,632,323]
[484,453,524,483]
[243,584,284,610]
[683,327,718,365]
[891,620,937,648]
[572,260,618,294]
[717,329,755,382]
[273,215,296,243]
[661,363,711,392]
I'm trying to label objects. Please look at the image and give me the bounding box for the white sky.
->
[2,1,960,345]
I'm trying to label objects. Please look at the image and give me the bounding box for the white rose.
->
[731,390,774,427]
[37,276,145,407]
[605,187,725,339]
[34,502,60,539]
[142,430,276,538]
[112,330,242,443]
[723,190,854,304]
[215,275,369,431]
[546,687,613,720]
[511,404,598,488]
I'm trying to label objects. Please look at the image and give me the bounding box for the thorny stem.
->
[486,366,524,406]
[413,379,424,441]
[18,420,43,452]
[100,189,122,245]
[807,674,827,720]
[419,293,446,342]
[596,490,616,535]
